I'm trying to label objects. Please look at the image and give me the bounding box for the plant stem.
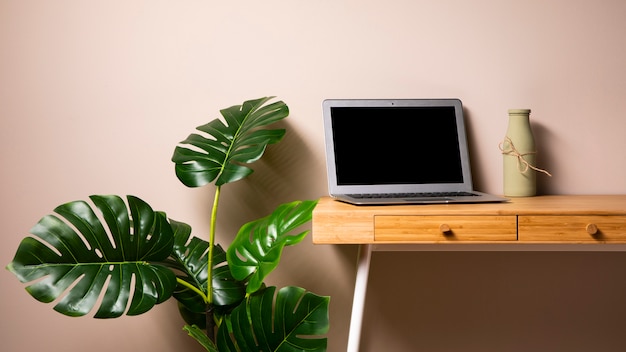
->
[207,185,220,303]
[176,277,208,303]
[205,185,221,342]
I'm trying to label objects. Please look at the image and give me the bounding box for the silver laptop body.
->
[322,98,508,205]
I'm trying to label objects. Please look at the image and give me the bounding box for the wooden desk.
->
[312,195,626,352]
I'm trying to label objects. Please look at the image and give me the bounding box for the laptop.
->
[322,98,508,205]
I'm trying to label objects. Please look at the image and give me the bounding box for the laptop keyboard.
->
[348,192,479,199]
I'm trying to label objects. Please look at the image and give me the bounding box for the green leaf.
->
[172,97,288,188]
[226,200,318,294]
[216,286,329,352]
[184,324,219,352]
[167,219,245,325]
[6,195,177,318]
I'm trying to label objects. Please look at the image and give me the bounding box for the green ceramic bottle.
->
[502,109,536,197]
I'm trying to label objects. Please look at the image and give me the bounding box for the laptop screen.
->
[323,99,474,196]
[330,106,464,185]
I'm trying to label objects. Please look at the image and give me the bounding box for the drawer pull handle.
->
[586,223,598,235]
[439,224,452,234]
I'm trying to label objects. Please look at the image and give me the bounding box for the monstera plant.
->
[6,97,329,351]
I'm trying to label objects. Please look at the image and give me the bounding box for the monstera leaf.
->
[172,97,289,187]
[227,200,318,294]
[184,325,219,352]
[6,195,177,318]
[216,286,329,352]
[167,219,245,326]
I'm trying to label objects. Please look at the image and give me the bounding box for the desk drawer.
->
[518,215,626,242]
[374,215,518,242]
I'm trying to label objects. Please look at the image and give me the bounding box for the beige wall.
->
[1,1,625,351]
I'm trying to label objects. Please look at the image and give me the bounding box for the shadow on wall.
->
[532,121,558,195]
[214,119,325,236]
[361,251,626,352]
[462,108,490,193]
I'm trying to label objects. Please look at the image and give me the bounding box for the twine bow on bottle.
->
[499,137,552,177]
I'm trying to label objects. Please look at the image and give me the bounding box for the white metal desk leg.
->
[347,244,373,352]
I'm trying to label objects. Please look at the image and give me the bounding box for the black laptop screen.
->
[330,106,464,186]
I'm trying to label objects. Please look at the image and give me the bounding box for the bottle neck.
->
[508,114,531,128]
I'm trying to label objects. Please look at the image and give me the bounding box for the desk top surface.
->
[314,195,626,216]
